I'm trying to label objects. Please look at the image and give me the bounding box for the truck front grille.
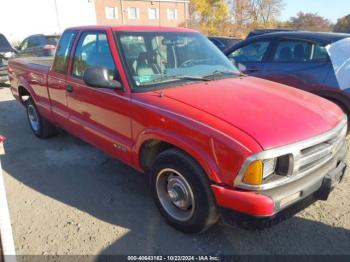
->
[296,123,347,176]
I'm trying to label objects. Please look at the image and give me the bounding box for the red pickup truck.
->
[8,26,348,233]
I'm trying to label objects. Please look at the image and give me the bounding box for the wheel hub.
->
[27,104,39,132]
[167,175,192,210]
[156,168,195,221]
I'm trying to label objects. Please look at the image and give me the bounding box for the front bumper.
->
[211,142,347,219]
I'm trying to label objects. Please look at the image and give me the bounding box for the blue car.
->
[224,31,350,118]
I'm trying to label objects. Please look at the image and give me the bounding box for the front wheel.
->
[150,148,219,233]
[25,97,57,138]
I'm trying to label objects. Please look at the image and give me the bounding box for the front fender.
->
[132,128,222,184]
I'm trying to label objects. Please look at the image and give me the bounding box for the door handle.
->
[66,85,74,93]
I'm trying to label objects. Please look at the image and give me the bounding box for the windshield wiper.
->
[175,75,210,81]
[139,74,210,86]
[202,70,242,79]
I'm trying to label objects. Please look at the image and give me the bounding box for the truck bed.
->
[10,57,53,73]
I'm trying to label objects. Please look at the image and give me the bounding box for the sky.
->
[280,0,350,23]
[0,0,96,42]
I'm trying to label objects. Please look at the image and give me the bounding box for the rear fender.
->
[17,76,38,104]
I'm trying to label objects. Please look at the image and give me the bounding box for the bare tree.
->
[249,0,284,25]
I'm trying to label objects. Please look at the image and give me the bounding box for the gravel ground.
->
[0,86,349,255]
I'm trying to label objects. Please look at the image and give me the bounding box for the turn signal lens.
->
[242,160,263,185]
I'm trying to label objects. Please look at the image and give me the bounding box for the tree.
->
[287,12,333,32]
[230,0,284,37]
[189,0,230,35]
[334,15,350,33]
[249,0,284,26]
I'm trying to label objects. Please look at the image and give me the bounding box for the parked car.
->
[208,36,240,51]
[16,34,60,57]
[8,26,347,233]
[0,33,16,84]
[245,29,298,39]
[225,31,350,119]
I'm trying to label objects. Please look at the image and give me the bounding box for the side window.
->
[27,37,39,48]
[19,38,29,51]
[273,40,312,62]
[311,44,328,62]
[72,32,116,79]
[52,31,77,74]
[228,41,270,63]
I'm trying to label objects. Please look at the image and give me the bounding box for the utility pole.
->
[53,0,61,33]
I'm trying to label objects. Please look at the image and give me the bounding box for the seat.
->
[136,51,161,76]
[278,47,292,61]
[293,44,306,61]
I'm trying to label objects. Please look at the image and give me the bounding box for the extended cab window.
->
[72,32,116,79]
[228,41,270,62]
[52,31,77,74]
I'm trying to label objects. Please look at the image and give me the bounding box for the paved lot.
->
[0,86,350,255]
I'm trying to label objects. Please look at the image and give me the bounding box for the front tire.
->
[150,148,219,233]
[25,97,57,138]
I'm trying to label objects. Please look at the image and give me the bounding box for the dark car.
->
[16,34,60,57]
[208,36,240,51]
[246,29,298,39]
[0,33,16,84]
[224,31,350,118]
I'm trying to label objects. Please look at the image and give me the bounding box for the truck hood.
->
[161,76,344,150]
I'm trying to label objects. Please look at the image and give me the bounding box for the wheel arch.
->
[312,90,350,117]
[135,130,222,184]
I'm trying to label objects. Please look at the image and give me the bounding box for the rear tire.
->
[150,148,219,234]
[25,97,57,138]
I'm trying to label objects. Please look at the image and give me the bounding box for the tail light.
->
[0,136,5,156]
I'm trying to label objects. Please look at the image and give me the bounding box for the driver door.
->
[66,30,133,163]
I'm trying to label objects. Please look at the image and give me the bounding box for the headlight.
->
[240,154,292,187]
[263,158,276,179]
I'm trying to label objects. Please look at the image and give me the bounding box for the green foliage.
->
[190,0,230,35]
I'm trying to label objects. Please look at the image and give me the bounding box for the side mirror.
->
[237,63,247,72]
[83,66,122,89]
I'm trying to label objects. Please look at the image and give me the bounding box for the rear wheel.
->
[150,148,219,233]
[25,97,57,138]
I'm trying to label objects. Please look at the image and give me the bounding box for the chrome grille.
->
[296,123,347,176]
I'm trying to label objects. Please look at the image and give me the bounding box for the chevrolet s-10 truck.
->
[8,26,348,233]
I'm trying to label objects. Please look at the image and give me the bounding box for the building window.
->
[167,8,177,20]
[105,6,118,19]
[128,7,140,19]
[148,8,159,20]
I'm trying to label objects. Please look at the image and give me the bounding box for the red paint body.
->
[8,26,344,217]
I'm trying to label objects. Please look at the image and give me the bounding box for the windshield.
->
[115,31,240,90]
[0,34,12,51]
[47,36,60,46]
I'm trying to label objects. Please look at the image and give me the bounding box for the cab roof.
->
[66,25,197,33]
